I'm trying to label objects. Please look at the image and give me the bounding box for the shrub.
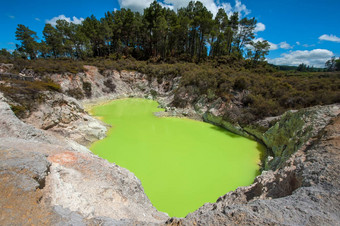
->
[150,89,157,98]
[41,80,61,92]
[233,77,248,91]
[103,78,116,92]
[10,104,26,117]
[0,78,62,118]
[8,59,85,75]
[82,82,92,98]
[4,57,340,124]
[67,88,85,99]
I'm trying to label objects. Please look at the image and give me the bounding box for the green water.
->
[90,98,262,217]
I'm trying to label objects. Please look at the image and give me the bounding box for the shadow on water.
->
[256,142,267,165]
[209,125,242,138]
[209,123,268,176]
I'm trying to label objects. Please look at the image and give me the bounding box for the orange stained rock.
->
[84,65,97,78]
[48,151,77,165]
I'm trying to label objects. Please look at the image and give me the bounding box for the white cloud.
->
[267,42,278,51]
[159,1,174,10]
[279,41,293,49]
[163,0,224,16]
[252,38,278,50]
[220,2,233,15]
[234,0,250,16]
[254,22,265,33]
[200,0,228,16]
[318,34,340,43]
[35,18,41,21]
[162,0,191,10]
[302,43,315,47]
[8,15,15,19]
[296,41,300,45]
[46,15,84,26]
[118,0,153,12]
[267,49,334,67]
[251,39,295,51]
[118,0,250,17]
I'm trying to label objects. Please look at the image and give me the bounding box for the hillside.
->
[2,59,339,124]
[0,60,339,224]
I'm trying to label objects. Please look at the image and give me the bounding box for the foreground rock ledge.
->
[0,89,339,225]
[0,94,168,225]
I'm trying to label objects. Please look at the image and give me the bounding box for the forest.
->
[0,1,270,64]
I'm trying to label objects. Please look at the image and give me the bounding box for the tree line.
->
[4,1,270,63]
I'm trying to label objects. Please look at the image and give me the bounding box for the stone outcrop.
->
[0,63,13,73]
[50,66,177,104]
[20,66,180,146]
[0,92,168,225]
[23,91,108,146]
[261,105,339,169]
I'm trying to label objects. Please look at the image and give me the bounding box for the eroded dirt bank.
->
[0,65,339,225]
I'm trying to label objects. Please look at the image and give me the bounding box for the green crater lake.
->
[89,98,262,217]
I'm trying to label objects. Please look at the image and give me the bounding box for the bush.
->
[10,59,85,75]
[4,57,340,124]
[0,79,62,118]
[10,104,27,117]
[150,89,157,98]
[103,78,116,93]
[247,94,282,118]
[233,77,248,91]
[67,88,85,99]
[42,80,61,92]
[82,81,92,98]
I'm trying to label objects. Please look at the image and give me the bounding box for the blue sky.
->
[1,0,339,67]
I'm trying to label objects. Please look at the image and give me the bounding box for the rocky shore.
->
[0,92,168,225]
[0,65,339,225]
[168,115,340,225]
